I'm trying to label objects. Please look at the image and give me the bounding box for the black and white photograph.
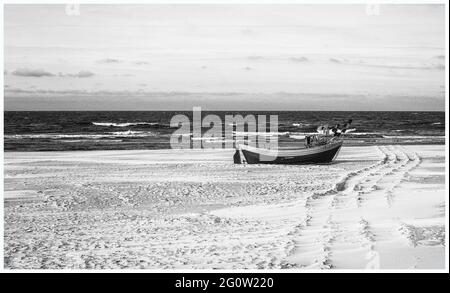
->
[1,1,448,274]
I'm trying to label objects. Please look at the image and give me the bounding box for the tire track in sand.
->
[285,146,389,268]
[354,145,421,208]
[324,146,422,269]
[286,145,422,269]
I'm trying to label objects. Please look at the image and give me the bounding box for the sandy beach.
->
[4,145,446,269]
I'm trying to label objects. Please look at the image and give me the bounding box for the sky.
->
[3,4,446,111]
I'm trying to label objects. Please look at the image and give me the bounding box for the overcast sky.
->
[4,4,445,110]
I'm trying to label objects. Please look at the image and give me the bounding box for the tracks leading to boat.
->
[286,145,422,269]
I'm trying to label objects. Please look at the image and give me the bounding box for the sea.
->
[4,111,445,151]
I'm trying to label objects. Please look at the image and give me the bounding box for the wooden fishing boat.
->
[237,141,342,164]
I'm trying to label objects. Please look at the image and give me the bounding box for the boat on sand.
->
[233,119,352,164]
[235,141,342,164]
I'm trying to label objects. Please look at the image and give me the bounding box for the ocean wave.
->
[233,131,289,137]
[382,135,445,139]
[288,131,386,139]
[190,137,248,143]
[348,132,383,136]
[292,123,313,127]
[4,131,158,140]
[60,139,124,143]
[177,132,289,139]
[92,122,160,127]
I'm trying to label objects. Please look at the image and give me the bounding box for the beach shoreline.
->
[4,145,446,269]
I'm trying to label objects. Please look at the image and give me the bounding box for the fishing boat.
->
[235,140,343,164]
[232,119,352,164]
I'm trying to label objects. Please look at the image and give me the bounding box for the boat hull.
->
[240,141,342,164]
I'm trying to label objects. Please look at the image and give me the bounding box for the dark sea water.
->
[4,111,445,151]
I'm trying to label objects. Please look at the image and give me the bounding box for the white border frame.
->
[1,0,448,273]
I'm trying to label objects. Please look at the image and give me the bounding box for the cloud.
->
[113,73,135,77]
[97,58,121,64]
[241,28,255,36]
[59,70,95,78]
[289,57,308,63]
[134,61,149,65]
[247,56,264,61]
[357,62,444,71]
[98,59,149,65]
[326,58,443,71]
[3,88,243,97]
[12,68,55,77]
[74,70,95,78]
[329,57,347,64]
[4,89,444,111]
[12,68,95,78]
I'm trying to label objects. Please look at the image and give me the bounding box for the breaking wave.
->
[92,122,160,127]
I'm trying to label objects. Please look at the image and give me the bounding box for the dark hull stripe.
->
[241,144,342,164]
